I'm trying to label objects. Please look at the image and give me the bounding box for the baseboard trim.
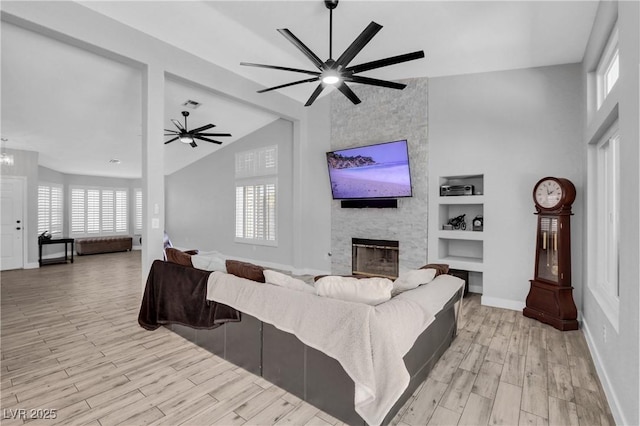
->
[480,295,525,311]
[25,262,39,269]
[581,318,627,426]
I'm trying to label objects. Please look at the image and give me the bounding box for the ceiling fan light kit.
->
[165,111,232,148]
[241,0,425,106]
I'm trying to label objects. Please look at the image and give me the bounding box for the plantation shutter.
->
[101,190,114,233]
[87,189,100,234]
[115,190,127,233]
[135,189,142,232]
[37,186,50,234]
[71,188,85,234]
[51,186,63,235]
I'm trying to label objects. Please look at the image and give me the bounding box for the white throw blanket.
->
[206,272,463,426]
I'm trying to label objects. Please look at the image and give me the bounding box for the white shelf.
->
[436,256,484,272]
[431,174,486,283]
[438,195,485,205]
[437,230,484,241]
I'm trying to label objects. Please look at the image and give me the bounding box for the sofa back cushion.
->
[226,260,266,283]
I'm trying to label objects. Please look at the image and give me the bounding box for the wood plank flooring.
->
[1,251,615,425]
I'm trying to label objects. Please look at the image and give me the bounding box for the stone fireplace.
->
[352,238,399,279]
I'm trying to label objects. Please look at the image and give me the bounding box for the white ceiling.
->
[1,1,598,178]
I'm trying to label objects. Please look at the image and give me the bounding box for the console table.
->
[38,238,74,266]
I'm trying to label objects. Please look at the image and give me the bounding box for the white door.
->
[1,177,25,270]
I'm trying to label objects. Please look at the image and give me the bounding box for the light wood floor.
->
[1,251,614,426]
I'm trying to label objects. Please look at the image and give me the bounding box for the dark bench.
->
[76,236,132,255]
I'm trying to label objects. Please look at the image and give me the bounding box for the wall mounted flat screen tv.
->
[326,139,413,200]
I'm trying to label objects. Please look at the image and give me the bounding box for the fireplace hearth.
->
[352,238,399,279]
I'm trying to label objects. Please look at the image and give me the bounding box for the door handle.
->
[16,227,21,230]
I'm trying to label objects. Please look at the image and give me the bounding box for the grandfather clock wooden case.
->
[523,177,579,331]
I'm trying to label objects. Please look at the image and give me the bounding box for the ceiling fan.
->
[241,0,425,107]
[164,111,232,148]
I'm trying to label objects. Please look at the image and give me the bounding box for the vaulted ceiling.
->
[1,1,599,178]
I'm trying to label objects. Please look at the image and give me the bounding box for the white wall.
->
[580,2,639,424]
[165,119,297,268]
[428,64,584,311]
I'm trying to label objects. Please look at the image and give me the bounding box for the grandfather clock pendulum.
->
[523,177,578,331]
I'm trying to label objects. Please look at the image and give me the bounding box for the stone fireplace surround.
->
[329,78,429,275]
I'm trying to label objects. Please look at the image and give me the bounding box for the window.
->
[588,123,620,328]
[37,184,63,236]
[235,146,278,245]
[134,188,143,233]
[70,186,128,236]
[596,25,619,108]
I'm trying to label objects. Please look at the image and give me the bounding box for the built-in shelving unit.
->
[429,174,485,292]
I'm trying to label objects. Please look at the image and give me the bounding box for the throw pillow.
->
[264,270,316,294]
[419,263,449,276]
[165,247,193,267]
[225,260,266,283]
[315,275,392,305]
[392,268,437,294]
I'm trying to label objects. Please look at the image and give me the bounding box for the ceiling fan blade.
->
[277,28,324,69]
[346,50,425,74]
[258,77,320,93]
[198,133,232,137]
[240,62,321,76]
[336,82,361,105]
[164,137,179,144]
[165,129,179,134]
[190,124,215,133]
[194,135,223,144]
[335,21,383,67]
[304,83,326,107]
[171,119,184,131]
[346,75,407,90]
[190,141,198,148]
[336,82,362,105]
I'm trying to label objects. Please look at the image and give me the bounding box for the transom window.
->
[596,25,619,108]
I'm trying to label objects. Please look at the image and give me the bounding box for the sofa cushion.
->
[225,260,265,283]
[314,275,392,305]
[264,270,315,294]
[165,248,193,267]
[392,268,437,294]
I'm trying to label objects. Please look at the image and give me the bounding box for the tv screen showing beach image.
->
[326,140,412,199]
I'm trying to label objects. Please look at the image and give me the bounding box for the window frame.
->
[587,122,620,330]
[234,145,278,246]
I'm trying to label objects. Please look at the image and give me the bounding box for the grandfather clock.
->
[523,177,578,331]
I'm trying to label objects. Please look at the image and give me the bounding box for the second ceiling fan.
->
[165,111,231,148]
[241,0,425,107]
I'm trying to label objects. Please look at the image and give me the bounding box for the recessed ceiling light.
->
[182,99,201,109]
[109,159,121,164]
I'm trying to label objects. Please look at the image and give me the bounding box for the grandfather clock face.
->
[536,216,559,283]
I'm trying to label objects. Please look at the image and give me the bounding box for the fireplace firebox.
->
[352,238,399,279]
